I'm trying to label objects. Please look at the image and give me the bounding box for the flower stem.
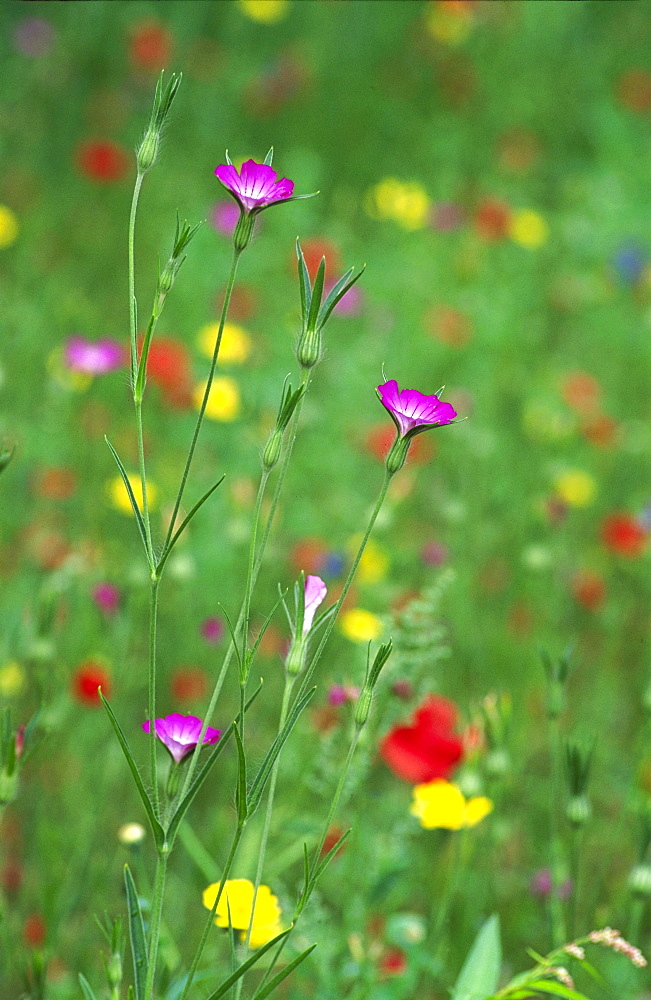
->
[128,172,144,383]
[144,849,168,1000]
[240,469,270,671]
[148,579,161,818]
[163,246,242,556]
[548,715,568,947]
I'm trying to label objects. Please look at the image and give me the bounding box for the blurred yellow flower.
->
[509,209,549,249]
[0,205,19,248]
[197,323,252,364]
[194,377,241,421]
[108,474,158,515]
[365,178,430,230]
[554,470,597,508]
[240,0,289,23]
[426,1,474,46]
[0,661,25,698]
[340,608,383,643]
[410,779,493,830]
[348,536,389,584]
[202,879,282,947]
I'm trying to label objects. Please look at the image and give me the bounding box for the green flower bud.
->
[106,951,122,989]
[285,636,307,677]
[565,793,591,827]
[629,862,651,898]
[385,435,410,475]
[296,327,322,369]
[262,428,283,471]
[159,260,176,296]
[233,212,256,252]
[354,686,373,728]
[137,128,160,174]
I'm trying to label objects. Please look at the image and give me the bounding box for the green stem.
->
[135,397,155,569]
[128,172,144,383]
[240,470,270,671]
[178,825,244,1000]
[548,716,567,947]
[148,578,161,817]
[163,247,242,555]
[144,850,169,1000]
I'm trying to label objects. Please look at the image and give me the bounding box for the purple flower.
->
[324,279,363,317]
[215,158,294,215]
[201,616,224,644]
[328,684,360,706]
[92,582,120,616]
[303,575,327,633]
[377,380,457,439]
[210,201,241,235]
[142,713,221,764]
[65,336,124,375]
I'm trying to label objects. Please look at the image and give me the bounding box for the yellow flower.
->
[365,178,430,230]
[0,661,25,698]
[194,377,240,421]
[410,779,493,830]
[240,0,289,23]
[347,537,389,584]
[197,323,252,365]
[108,475,158,515]
[202,879,282,947]
[509,209,549,249]
[554,470,597,508]
[426,1,474,46]
[340,609,383,643]
[0,205,19,248]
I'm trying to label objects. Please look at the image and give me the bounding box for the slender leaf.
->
[247,687,316,815]
[217,602,245,676]
[263,147,274,165]
[313,829,350,883]
[100,692,165,850]
[526,980,590,1000]
[306,257,326,334]
[156,475,225,575]
[296,239,312,323]
[233,723,248,825]
[124,865,148,1000]
[105,437,150,563]
[317,264,365,329]
[79,974,99,1000]
[167,684,262,845]
[204,927,292,1000]
[250,589,287,660]
[452,914,501,1000]
[250,944,316,1000]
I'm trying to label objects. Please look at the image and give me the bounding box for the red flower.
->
[129,21,173,72]
[602,513,647,557]
[364,424,434,465]
[76,141,130,183]
[72,660,111,706]
[571,570,606,611]
[170,667,208,703]
[24,913,46,948]
[141,336,193,408]
[290,237,340,280]
[379,947,408,977]
[474,198,511,241]
[380,695,464,783]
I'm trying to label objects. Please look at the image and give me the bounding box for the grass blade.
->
[124,865,148,1000]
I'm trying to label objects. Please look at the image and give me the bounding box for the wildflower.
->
[72,660,111,706]
[379,947,408,976]
[240,0,289,23]
[290,537,327,574]
[143,336,193,408]
[410,778,492,830]
[474,198,511,240]
[364,424,434,466]
[340,608,383,643]
[142,714,220,765]
[170,668,208,703]
[571,570,606,611]
[380,695,464,784]
[197,322,252,364]
[426,0,475,46]
[193,376,240,421]
[201,617,224,644]
[509,209,549,249]
[602,513,647,557]
[23,913,46,948]
[303,574,327,632]
[348,537,389,584]
[430,200,464,233]
[64,336,124,375]
[211,201,240,235]
[561,371,601,414]
[0,662,25,699]
[328,684,359,706]
[426,305,472,348]
[530,867,572,900]
[32,466,76,500]
[129,20,172,71]
[319,825,347,860]
[108,474,158,515]
[324,277,363,317]
[588,928,647,968]
[292,236,340,278]
[565,943,585,961]
[117,822,146,845]
[285,574,327,676]
[215,157,294,227]
[0,206,19,248]
[92,582,121,616]
[554,470,596,508]
[202,879,282,947]
[421,540,448,566]
[365,178,430,230]
[378,379,457,474]
[76,140,130,183]
[617,69,651,114]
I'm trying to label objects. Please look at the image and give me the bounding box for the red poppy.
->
[602,513,647,557]
[141,336,193,408]
[72,660,111,706]
[129,21,173,72]
[380,695,464,784]
[24,914,46,948]
[474,198,511,241]
[76,140,130,183]
[170,667,208,703]
[379,947,408,977]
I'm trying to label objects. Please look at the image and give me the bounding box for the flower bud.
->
[262,428,283,471]
[385,435,410,475]
[296,327,322,369]
[565,793,591,827]
[285,636,307,677]
[159,260,176,295]
[354,686,373,728]
[629,862,651,898]
[136,128,160,174]
[233,212,256,253]
[106,950,122,989]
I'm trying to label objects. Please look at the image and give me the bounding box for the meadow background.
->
[2,0,651,997]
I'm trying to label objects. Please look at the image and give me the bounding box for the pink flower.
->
[65,336,124,375]
[142,713,220,764]
[215,158,294,214]
[92,582,120,616]
[210,201,240,235]
[377,380,457,439]
[201,616,224,644]
[303,574,327,633]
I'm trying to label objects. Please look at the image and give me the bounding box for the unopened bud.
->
[262,429,283,471]
[629,862,651,898]
[159,261,176,295]
[136,129,160,174]
[106,951,122,989]
[296,327,322,369]
[286,636,307,677]
[385,435,410,475]
[354,686,373,728]
[565,794,591,827]
[233,212,255,253]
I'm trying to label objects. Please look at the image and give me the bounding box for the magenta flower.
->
[378,380,457,439]
[303,574,327,633]
[201,616,224,644]
[215,158,294,215]
[142,713,221,764]
[210,201,240,235]
[65,336,124,375]
[92,582,120,616]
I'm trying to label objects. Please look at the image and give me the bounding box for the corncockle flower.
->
[377,378,457,474]
[215,158,294,214]
[286,574,327,676]
[142,713,220,764]
[303,574,327,634]
[92,582,120,616]
[201,616,224,644]
[65,336,124,375]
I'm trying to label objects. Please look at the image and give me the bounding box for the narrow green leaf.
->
[313,829,350,883]
[250,590,287,660]
[105,437,150,563]
[78,973,99,1000]
[296,239,311,323]
[263,147,274,165]
[317,264,365,330]
[124,865,148,1000]
[167,684,262,845]
[233,723,248,825]
[156,475,225,576]
[306,257,326,334]
[526,979,590,1000]
[204,927,291,1000]
[217,602,245,677]
[452,914,501,1000]
[247,687,316,815]
[250,944,316,1000]
[100,692,165,850]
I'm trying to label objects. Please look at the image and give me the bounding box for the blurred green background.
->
[2,1,651,997]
